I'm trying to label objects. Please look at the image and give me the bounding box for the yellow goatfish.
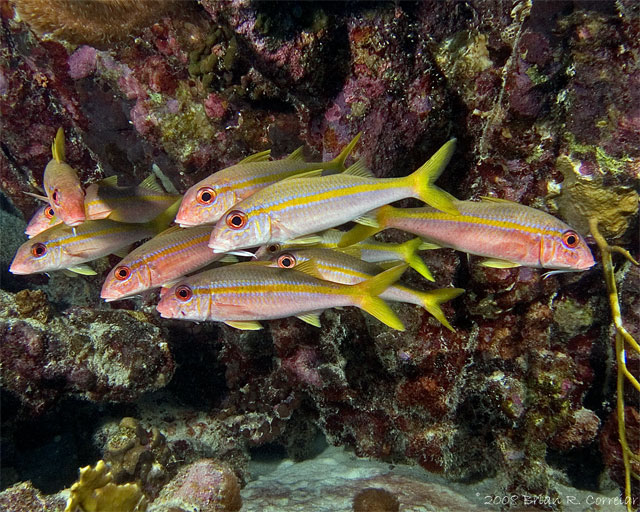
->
[267,247,464,331]
[175,133,362,227]
[338,199,595,272]
[156,261,408,331]
[207,139,459,256]
[10,200,180,275]
[255,229,437,281]
[100,225,234,302]
[41,128,86,227]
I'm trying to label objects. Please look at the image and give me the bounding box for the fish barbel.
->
[25,204,62,238]
[101,225,230,301]
[84,174,180,223]
[207,139,459,254]
[339,198,595,271]
[42,128,86,227]
[267,247,464,331]
[156,261,408,331]
[10,199,181,275]
[175,133,362,227]
[255,229,437,281]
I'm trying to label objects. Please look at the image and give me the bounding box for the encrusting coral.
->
[65,460,146,512]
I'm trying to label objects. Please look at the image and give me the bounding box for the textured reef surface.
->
[1,0,638,511]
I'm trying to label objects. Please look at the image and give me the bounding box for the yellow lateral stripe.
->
[191,282,346,297]
[255,181,392,215]
[144,234,210,264]
[396,210,562,237]
[50,225,139,248]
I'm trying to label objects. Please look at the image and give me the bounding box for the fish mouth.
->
[65,217,85,227]
[8,265,28,275]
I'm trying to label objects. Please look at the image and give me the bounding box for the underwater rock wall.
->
[1,0,638,510]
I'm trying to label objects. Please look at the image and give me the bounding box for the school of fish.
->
[10,129,596,332]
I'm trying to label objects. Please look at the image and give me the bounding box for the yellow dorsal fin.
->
[291,259,324,279]
[51,127,65,163]
[97,176,119,187]
[157,225,184,237]
[225,320,263,330]
[238,149,271,164]
[139,173,164,192]
[327,132,362,171]
[480,196,519,205]
[296,312,322,327]
[286,146,305,161]
[280,169,323,182]
[479,258,521,269]
[342,159,373,178]
[335,246,361,257]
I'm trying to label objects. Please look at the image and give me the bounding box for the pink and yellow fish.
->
[175,133,362,227]
[255,229,437,281]
[25,204,62,238]
[207,139,459,256]
[338,198,595,272]
[267,247,464,331]
[156,261,408,331]
[101,225,232,302]
[41,128,86,227]
[10,200,180,276]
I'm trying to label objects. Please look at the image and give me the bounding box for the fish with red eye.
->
[226,211,248,229]
[338,198,596,272]
[31,243,47,258]
[196,187,216,205]
[277,253,296,268]
[114,266,131,281]
[175,285,193,301]
[42,128,86,227]
[25,205,63,238]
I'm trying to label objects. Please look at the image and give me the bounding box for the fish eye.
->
[175,285,193,301]
[562,230,579,249]
[226,210,248,229]
[31,243,47,258]
[45,206,55,219]
[196,187,216,205]
[114,265,131,281]
[277,253,296,268]
[52,189,60,206]
[267,244,280,253]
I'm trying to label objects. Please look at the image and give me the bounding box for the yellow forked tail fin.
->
[406,139,459,215]
[351,263,408,331]
[148,198,183,234]
[325,132,362,172]
[398,237,435,282]
[413,287,464,332]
